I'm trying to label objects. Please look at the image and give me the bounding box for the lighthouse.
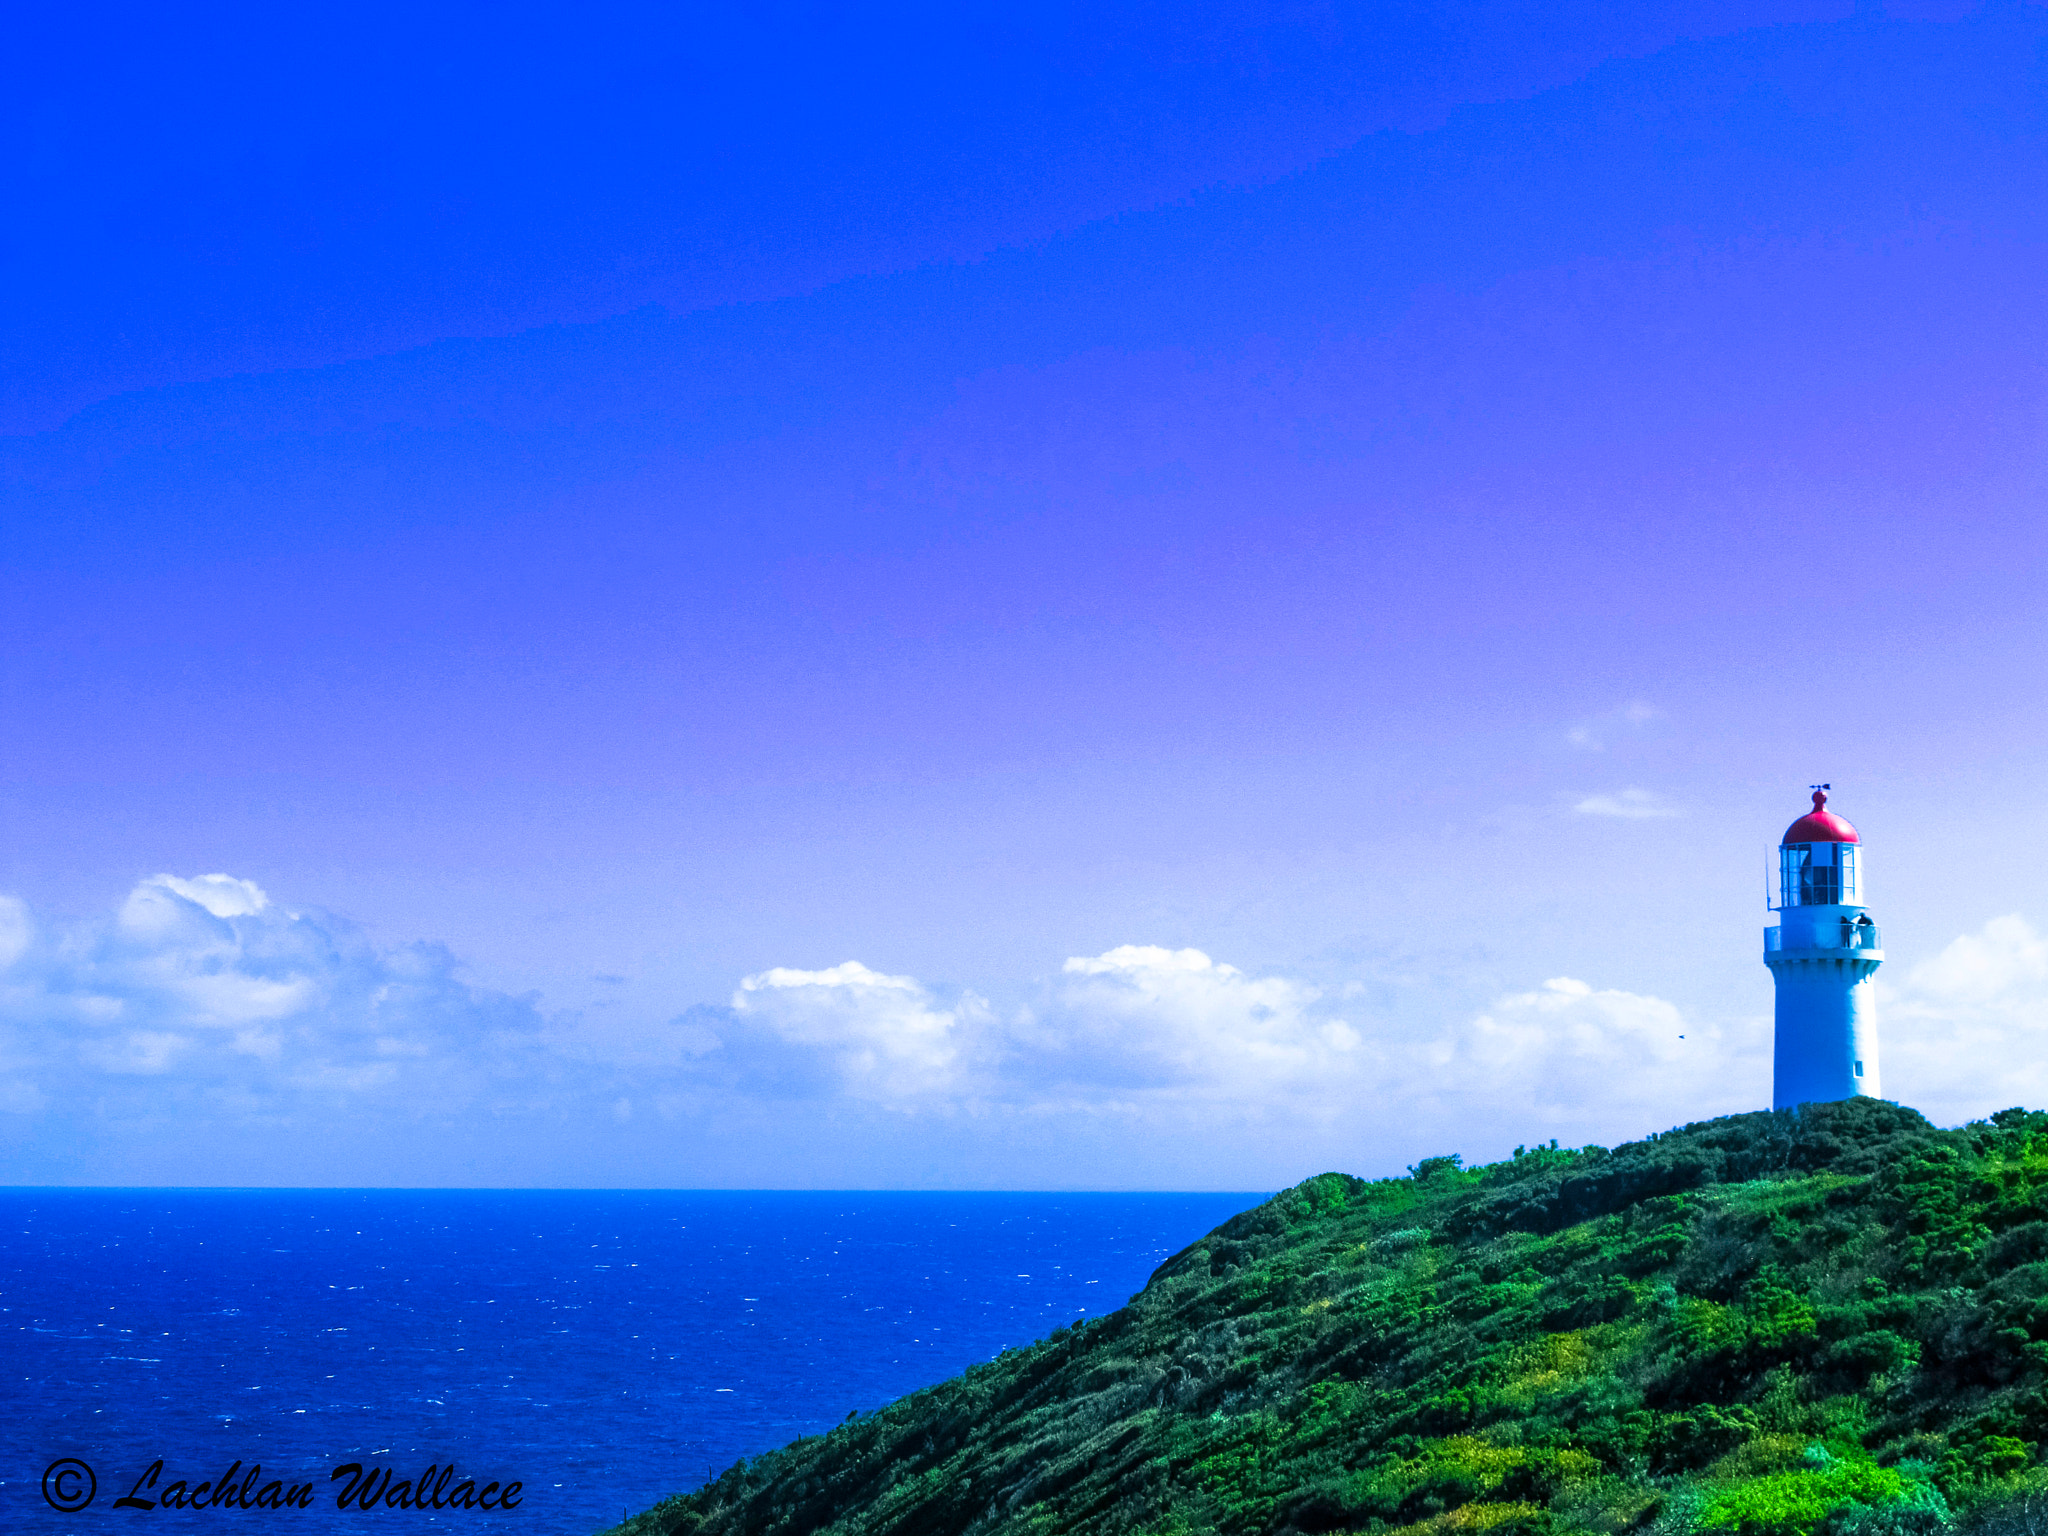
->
[1765,788,1884,1109]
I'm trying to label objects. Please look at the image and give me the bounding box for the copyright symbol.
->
[42,1458,96,1512]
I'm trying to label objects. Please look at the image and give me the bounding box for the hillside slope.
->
[611,1100,2048,1536]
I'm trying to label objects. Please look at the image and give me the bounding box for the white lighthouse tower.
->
[1765,787,1884,1110]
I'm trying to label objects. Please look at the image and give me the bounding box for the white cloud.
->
[998,949,1747,1142]
[1880,914,2048,1123]
[1062,945,1218,978]
[674,943,1737,1146]
[1574,787,1680,819]
[118,875,270,943]
[1448,976,1762,1134]
[0,873,552,1124]
[729,961,983,1105]
[146,873,270,919]
[1029,945,1352,1104]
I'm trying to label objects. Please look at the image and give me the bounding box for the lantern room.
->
[1771,788,1864,910]
[1778,839,1861,908]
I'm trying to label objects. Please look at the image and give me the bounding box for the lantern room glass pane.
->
[1780,842,1848,906]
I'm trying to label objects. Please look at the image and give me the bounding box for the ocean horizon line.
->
[2,1183,1280,1195]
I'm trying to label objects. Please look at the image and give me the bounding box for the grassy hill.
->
[608,1099,2048,1536]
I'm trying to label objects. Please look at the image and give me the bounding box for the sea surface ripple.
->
[5,1189,1261,1532]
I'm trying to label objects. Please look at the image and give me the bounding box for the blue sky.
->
[4,0,2047,1187]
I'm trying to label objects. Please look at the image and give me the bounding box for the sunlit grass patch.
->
[1499,1323,1649,1407]
[1708,1435,1816,1479]
[1697,1446,1943,1536]
[1387,1500,1547,1536]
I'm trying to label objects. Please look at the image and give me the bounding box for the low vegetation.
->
[607,1099,2048,1536]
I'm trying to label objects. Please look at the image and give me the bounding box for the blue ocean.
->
[5,1189,1262,1533]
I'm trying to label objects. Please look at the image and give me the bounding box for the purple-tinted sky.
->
[4,0,2047,1187]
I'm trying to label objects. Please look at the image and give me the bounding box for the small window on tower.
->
[1854,1061,1864,1077]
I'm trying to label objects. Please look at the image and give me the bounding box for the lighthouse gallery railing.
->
[1764,924,1881,954]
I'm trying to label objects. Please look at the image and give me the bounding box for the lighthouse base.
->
[1767,948,1882,1110]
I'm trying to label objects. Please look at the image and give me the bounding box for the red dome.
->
[1782,789,1859,845]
